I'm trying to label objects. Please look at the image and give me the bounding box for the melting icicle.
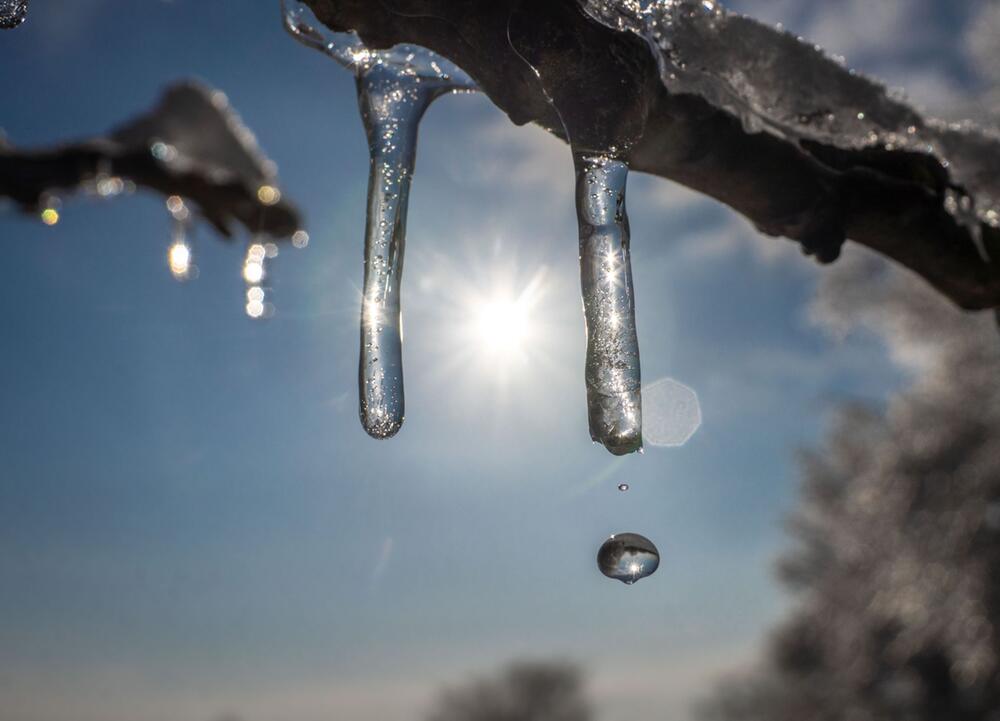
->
[354,68,424,438]
[281,0,476,439]
[243,241,270,319]
[166,195,193,280]
[575,152,642,455]
[0,0,27,29]
[597,532,660,585]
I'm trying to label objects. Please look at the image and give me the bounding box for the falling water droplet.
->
[617,483,629,492]
[0,0,28,29]
[574,152,642,456]
[597,532,659,585]
[281,0,477,440]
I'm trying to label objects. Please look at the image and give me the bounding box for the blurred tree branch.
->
[0,81,300,239]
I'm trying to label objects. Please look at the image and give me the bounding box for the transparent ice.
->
[575,153,643,455]
[281,0,476,439]
[581,0,1000,229]
[597,532,660,584]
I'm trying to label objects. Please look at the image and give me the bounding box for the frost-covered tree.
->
[700,253,1000,721]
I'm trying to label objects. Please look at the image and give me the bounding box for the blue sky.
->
[0,1,992,720]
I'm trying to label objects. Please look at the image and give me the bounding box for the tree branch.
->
[305,0,1000,310]
[0,81,301,240]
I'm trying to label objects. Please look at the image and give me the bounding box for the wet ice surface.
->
[283,0,711,451]
[282,0,476,438]
[581,0,1000,229]
[597,532,660,584]
[0,0,27,29]
[643,377,701,447]
[575,153,643,455]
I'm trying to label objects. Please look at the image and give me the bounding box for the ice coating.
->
[575,153,642,455]
[0,0,28,29]
[281,0,476,90]
[281,0,476,438]
[580,0,1000,228]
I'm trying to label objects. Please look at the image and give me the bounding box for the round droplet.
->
[617,483,629,492]
[597,532,659,585]
[0,0,28,29]
[643,377,702,447]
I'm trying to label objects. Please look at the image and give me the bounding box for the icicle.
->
[354,67,431,438]
[281,0,476,439]
[243,240,270,319]
[166,195,193,280]
[167,221,191,280]
[574,152,642,455]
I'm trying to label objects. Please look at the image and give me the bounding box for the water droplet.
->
[617,483,629,492]
[257,184,281,205]
[0,0,28,29]
[597,533,659,585]
[150,140,178,163]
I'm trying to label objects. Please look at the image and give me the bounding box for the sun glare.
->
[475,297,530,354]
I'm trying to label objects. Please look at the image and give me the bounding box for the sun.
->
[461,266,547,366]
[411,244,570,400]
[474,296,530,354]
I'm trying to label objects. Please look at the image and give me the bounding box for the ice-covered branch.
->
[0,81,301,240]
[304,0,1000,311]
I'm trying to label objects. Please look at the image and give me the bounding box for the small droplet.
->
[0,0,28,29]
[617,483,629,492]
[597,533,659,585]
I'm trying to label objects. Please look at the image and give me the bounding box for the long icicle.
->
[574,152,642,455]
[355,66,434,438]
[281,0,477,440]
